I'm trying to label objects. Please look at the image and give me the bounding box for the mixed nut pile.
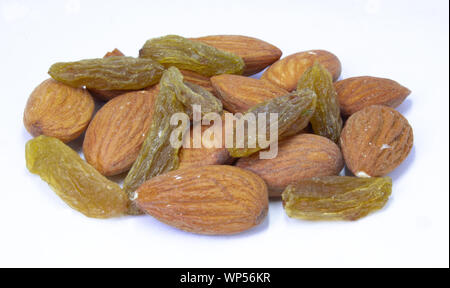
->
[23,35,413,235]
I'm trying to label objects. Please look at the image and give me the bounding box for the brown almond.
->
[211,74,288,113]
[340,105,413,177]
[83,87,158,176]
[335,76,411,116]
[192,35,282,76]
[261,50,341,91]
[179,118,232,169]
[236,134,344,197]
[23,78,94,143]
[136,165,268,235]
[104,48,125,58]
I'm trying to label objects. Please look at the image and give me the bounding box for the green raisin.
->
[282,176,392,221]
[184,82,223,116]
[25,136,128,218]
[49,56,164,90]
[139,35,245,77]
[160,66,222,118]
[297,62,342,143]
[123,67,187,215]
[228,88,317,157]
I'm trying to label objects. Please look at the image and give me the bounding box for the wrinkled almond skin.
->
[83,88,158,176]
[179,146,232,169]
[180,69,217,96]
[335,76,411,116]
[211,74,288,113]
[179,118,232,169]
[192,35,282,76]
[261,50,341,91]
[136,165,269,235]
[24,79,94,143]
[236,134,344,197]
[340,105,413,177]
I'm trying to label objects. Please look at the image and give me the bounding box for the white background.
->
[0,0,448,268]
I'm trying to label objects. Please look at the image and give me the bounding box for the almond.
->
[23,79,94,143]
[340,105,413,177]
[261,50,341,91]
[179,118,232,169]
[136,165,268,235]
[211,74,288,113]
[192,35,282,76]
[335,76,411,116]
[236,134,344,197]
[83,87,158,176]
[104,48,125,58]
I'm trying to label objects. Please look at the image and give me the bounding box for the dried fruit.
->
[136,165,268,235]
[163,67,222,117]
[179,117,232,169]
[49,56,164,90]
[297,63,342,143]
[228,89,317,157]
[261,50,341,91]
[192,35,282,75]
[180,69,216,96]
[340,105,413,177]
[282,176,392,221]
[236,134,344,197]
[123,68,187,214]
[89,48,131,101]
[83,89,158,176]
[139,35,244,77]
[26,136,128,218]
[334,76,411,116]
[184,81,222,114]
[211,74,288,113]
[23,79,94,143]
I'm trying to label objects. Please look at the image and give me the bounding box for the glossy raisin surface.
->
[228,89,316,157]
[162,67,222,117]
[26,136,128,218]
[123,67,187,214]
[49,56,164,90]
[282,176,392,221]
[297,63,342,143]
[139,35,244,77]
